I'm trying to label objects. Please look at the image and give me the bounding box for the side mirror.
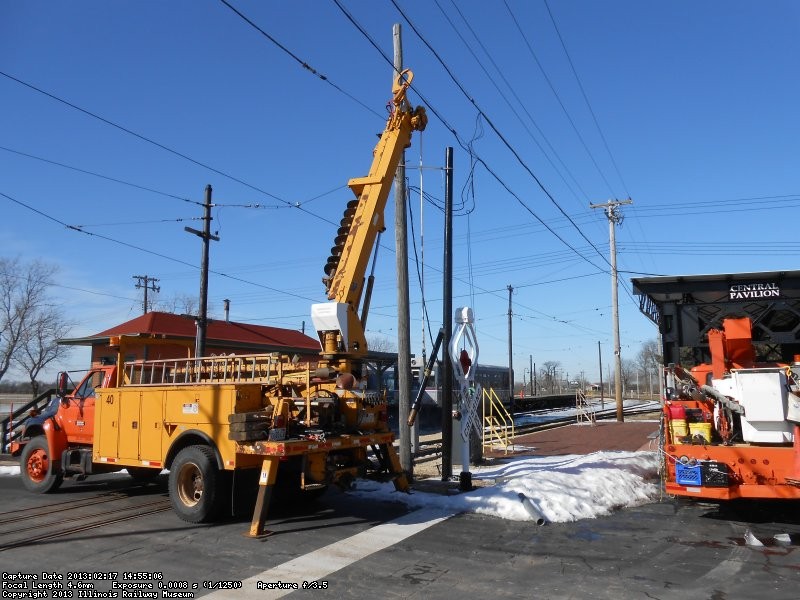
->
[57,372,69,397]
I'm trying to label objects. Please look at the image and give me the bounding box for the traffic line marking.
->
[205,507,454,600]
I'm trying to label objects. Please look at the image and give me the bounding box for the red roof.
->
[91,312,319,351]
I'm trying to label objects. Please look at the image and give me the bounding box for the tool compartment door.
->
[95,388,121,460]
[138,390,163,463]
[117,390,141,461]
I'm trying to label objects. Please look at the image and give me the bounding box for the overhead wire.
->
[2,3,644,335]
[217,0,385,121]
[0,70,334,227]
[442,0,591,207]
[541,0,630,198]
[0,145,203,206]
[503,0,617,199]
[407,184,436,348]
[334,0,610,278]
[1,190,321,304]
[1,46,499,315]
[217,0,578,325]
[387,0,608,256]
[69,217,202,229]
[537,0,654,285]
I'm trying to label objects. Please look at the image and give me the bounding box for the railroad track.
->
[0,485,172,551]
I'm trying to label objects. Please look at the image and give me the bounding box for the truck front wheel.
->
[168,446,224,523]
[20,436,63,493]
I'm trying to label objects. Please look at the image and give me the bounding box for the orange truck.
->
[11,365,118,492]
[662,316,800,500]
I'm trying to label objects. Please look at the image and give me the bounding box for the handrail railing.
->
[0,388,58,453]
[482,386,515,454]
[576,390,596,425]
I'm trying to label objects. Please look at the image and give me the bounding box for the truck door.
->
[115,390,163,463]
[61,370,104,446]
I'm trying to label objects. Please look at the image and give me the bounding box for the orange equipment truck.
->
[10,69,428,535]
[661,317,800,500]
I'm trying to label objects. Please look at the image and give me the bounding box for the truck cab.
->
[14,366,118,492]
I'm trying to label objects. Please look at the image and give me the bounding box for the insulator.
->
[343,207,356,220]
[338,226,349,237]
[334,234,347,246]
[347,199,359,209]
[330,245,343,257]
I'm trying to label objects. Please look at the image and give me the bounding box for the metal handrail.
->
[576,390,596,425]
[0,388,58,453]
[482,387,515,454]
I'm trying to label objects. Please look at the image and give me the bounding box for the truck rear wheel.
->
[168,445,224,523]
[20,436,63,493]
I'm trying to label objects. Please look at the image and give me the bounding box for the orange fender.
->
[42,418,68,474]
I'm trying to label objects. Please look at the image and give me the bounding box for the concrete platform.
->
[485,420,660,459]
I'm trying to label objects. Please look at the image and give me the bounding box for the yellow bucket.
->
[670,419,688,440]
[689,422,712,443]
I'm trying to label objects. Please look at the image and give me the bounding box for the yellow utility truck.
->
[15,70,428,536]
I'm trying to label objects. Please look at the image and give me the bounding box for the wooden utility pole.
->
[133,275,160,314]
[590,198,632,422]
[598,340,605,411]
[393,23,413,477]
[507,284,514,416]
[529,354,533,396]
[185,185,219,358]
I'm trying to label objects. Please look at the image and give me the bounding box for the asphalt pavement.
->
[2,419,799,599]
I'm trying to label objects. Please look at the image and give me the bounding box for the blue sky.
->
[2,1,799,383]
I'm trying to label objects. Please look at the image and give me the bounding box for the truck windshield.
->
[74,372,101,398]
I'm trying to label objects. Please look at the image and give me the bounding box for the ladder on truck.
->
[123,353,309,386]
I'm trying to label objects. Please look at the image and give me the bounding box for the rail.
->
[0,388,58,453]
[482,387,515,454]
[124,353,309,386]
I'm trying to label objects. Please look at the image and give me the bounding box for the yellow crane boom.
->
[312,69,427,375]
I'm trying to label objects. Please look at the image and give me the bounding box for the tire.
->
[127,467,161,483]
[20,436,63,493]
[168,446,225,523]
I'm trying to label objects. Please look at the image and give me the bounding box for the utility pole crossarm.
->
[133,275,160,314]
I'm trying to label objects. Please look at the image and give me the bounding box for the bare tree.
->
[155,292,197,316]
[367,334,397,354]
[620,358,637,394]
[636,339,662,396]
[0,257,66,384]
[16,306,72,396]
[541,360,561,393]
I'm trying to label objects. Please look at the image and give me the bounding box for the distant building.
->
[60,311,320,367]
